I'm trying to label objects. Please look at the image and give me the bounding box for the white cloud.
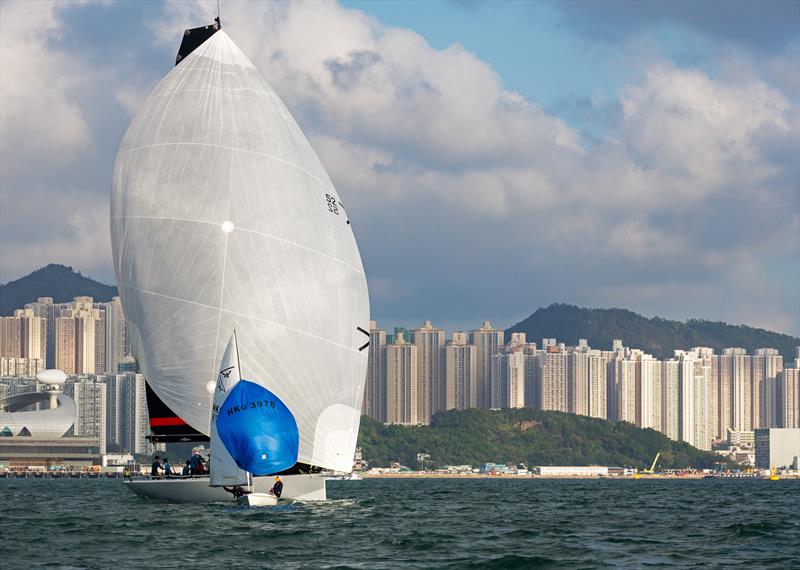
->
[0,1,92,179]
[1,0,796,334]
[620,64,791,187]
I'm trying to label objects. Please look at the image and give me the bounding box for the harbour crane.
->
[634,453,661,479]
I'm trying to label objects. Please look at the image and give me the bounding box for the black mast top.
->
[175,18,221,66]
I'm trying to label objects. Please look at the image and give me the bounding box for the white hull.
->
[124,473,326,502]
[236,492,278,507]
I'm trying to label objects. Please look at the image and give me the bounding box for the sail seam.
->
[117,141,334,191]
[119,284,365,355]
[113,215,364,275]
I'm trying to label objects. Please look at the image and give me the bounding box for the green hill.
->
[0,264,118,315]
[358,408,724,470]
[507,303,799,359]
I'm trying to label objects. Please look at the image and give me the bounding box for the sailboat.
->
[116,19,369,502]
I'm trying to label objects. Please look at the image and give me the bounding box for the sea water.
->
[1,478,797,568]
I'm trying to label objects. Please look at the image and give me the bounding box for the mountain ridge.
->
[2,266,797,359]
[0,264,118,315]
[507,303,799,359]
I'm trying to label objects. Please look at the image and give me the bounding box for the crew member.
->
[270,476,283,498]
[189,451,206,475]
[163,457,174,477]
[150,455,163,477]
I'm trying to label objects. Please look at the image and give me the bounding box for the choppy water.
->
[1,478,798,568]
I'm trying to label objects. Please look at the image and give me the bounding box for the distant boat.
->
[115,19,370,502]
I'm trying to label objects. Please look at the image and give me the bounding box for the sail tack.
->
[111,30,369,472]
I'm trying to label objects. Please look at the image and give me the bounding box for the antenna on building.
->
[215,0,222,28]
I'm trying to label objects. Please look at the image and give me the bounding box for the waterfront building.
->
[412,320,446,423]
[608,351,638,424]
[690,359,713,451]
[491,348,526,409]
[752,348,783,429]
[65,376,107,454]
[725,348,753,432]
[53,297,107,376]
[0,370,100,468]
[385,336,418,425]
[469,321,504,409]
[118,373,150,455]
[568,349,589,416]
[650,359,663,431]
[104,297,128,378]
[534,465,609,477]
[363,321,387,422]
[0,371,73,437]
[0,310,46,365]
[444,333,477,410]
[54,315,76,374]
[638,354,656,429]
[523,350,540,409]
[539,349,569,413]
[715,352,732,440]
[661,359,680,440]
[754,428,800,469]
[674,350,713,451]
[778,367,799,428]
[24,298,58,368]
[587,350,608,419]
[101,372,150,454]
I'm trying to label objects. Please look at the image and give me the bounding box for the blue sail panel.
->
[216,380,299,475]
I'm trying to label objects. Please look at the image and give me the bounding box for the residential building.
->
[362,321,387,422]
[385,336,418,425]
[469,321,503,409]
[444,333,477,410]
[66,376,108,454]
[539,349,569,412]
[412,320,446,423]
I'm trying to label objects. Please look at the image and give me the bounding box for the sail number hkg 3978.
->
[226,400,276,416]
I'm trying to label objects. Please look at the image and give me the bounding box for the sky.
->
[0,0,798,335]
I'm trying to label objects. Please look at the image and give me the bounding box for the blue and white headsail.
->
[211,332,299,482]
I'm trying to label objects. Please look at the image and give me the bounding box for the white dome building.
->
[0,370,75,438]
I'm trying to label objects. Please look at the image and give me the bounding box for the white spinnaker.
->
[111,30,369,472]
[210,332,248,487]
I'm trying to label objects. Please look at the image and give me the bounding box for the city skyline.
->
[1,0,797,336]
[361,319,800,453]
[4,292,798,456]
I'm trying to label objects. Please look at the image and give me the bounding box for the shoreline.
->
[357,472,796,480]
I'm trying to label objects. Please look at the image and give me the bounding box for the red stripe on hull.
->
[149,417,188,427]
